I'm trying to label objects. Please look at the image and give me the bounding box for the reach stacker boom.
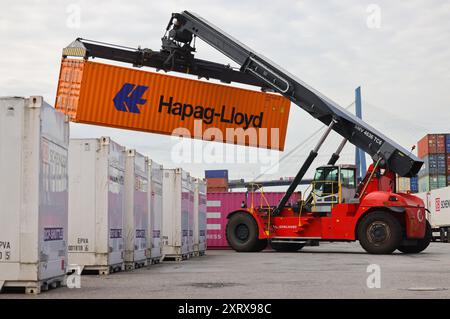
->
[62,11,430,254]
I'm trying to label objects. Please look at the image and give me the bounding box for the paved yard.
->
[2,242,450,299]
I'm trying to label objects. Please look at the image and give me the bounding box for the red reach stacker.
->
[62,11,431,254]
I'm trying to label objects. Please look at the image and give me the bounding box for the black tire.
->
[226,212,267,252]
[440,228,446,242]
[357,211,402,254]
[270,241,305,252]
[397,220,432,254]
[256,238,269,251]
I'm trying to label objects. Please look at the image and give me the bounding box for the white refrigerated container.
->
[193,178,207,256]
[148,160,163,263]
[68,137,125,275]
[124,149,148,269]
[0,96,69,294]
[162,168,192,260]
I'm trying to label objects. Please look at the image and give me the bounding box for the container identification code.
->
[110,229,122,239]
[0,241,11,261]
[136,229,146,238]
[68,238,89,252]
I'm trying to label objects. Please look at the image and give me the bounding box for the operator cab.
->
[309,164,356,213]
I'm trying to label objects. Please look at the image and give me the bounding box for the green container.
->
[418,175,447,192]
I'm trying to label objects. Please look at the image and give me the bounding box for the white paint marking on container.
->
[207,224,221,230]
[207,212,222,219]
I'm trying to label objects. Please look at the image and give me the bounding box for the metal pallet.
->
[0,275,65,295]
[124,260,147,271]
[163,253,190,262]
[69,263,124,275]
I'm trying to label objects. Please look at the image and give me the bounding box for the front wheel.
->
[397,220,432,254]
[357,211,402,254]
[226,212,267,252]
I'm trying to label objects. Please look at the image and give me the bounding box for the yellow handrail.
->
[247,183,272,235]
[298,183,313,226]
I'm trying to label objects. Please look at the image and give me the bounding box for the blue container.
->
[205,170,229,179]
[437,154,446,175]
[410,176,419,193]
[419,155,446,176]
[446,134,450,153]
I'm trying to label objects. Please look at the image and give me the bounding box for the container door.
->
[199,186,207,252]
[181,173,190,255]
[108,142,125,265]
[151,166,163,258]
[0,99,24,270]
[188,183,195,253]
[134,154,148,262]
[39,103,69,280]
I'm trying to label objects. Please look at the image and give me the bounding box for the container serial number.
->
[0,251,11,261]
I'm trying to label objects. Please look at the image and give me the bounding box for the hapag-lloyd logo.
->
[113,83,265,129]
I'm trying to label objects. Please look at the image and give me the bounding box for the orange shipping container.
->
[55,58,291,150]
[206,177,229,188]
[207,187,228,193]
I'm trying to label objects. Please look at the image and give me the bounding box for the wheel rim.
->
[235,223,250,242]
[367,221,391,245]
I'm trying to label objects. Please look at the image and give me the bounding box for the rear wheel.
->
[270,241,305,252]
[226,212,267,252]
[397,220,432,254]
[357,211,402,254]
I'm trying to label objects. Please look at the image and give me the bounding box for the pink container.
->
[206,192,300,249]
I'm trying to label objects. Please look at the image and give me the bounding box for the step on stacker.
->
[62,11,431,254]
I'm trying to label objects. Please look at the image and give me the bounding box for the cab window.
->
[340,169,356,188]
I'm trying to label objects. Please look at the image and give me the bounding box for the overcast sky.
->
[1,0,449,187]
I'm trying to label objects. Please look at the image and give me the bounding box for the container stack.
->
[417,134,449,192]
[396,175,419,193]
[205,169,229,192]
